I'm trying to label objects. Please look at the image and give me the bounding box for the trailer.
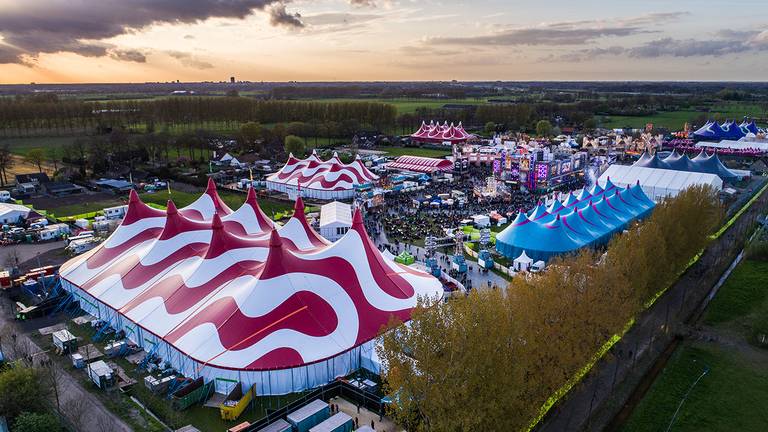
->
[171,377,214,411]
[286,399,330,432]
[309,412,353,432]
[219,383,255,421]
[52,329,78,354]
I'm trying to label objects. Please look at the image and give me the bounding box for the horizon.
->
[1,0,768,84]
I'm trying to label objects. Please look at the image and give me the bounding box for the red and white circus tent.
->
[59,180,442,395]
[266,150,379,200]
[410,120,473,144]
[387,155,455,174]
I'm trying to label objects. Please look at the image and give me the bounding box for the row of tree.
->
[378,185,723,431]
[0,97,397,137]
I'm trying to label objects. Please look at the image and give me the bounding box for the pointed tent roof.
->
[514,250,533,264]
[562,193,580,208]
[58,185,444,374]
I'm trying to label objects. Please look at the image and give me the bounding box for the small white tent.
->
[513,250,534,272]
[319,201,352,242]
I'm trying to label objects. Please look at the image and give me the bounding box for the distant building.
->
[230,76,235,83]
[14,173,50,194]
[44,182,83,197]
[15,172,50,185]
[93,178,134,194]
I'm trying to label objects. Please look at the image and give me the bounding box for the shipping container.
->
[286,399,330,432]
[87,360,114,389]
[256,419,291,432]
[308,412,353,432]
[52,329,78,354]
[172,378,214,411]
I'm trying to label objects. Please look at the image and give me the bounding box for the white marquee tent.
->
[598,165,722,202]
[696,139,768,152]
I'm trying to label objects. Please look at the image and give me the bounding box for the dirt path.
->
[0,298,133,432]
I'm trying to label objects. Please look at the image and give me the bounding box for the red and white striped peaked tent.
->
[266,150,379,200]
[410,120,473,144]
[59,180,442,395]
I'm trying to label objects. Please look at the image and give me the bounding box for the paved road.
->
[372,230,508,290]
[0,297,133,432]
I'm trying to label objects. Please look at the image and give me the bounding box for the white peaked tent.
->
[598,165,722,202]
[513,250,534,272]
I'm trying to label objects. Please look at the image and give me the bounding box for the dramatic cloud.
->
[0,0,292,64]
[552,30,768,62]
[426,12,686,47]
[109,49,147,63]
[167,51,214,70]
[268,3,304,28]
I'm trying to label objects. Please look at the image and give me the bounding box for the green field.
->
[0,136,77,156]
[373,146,452,158]
[599,103,768,130]
[47,188,294,219]
[621,259,768,432]
[304,97,489,115]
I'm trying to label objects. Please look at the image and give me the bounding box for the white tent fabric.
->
[598,165,722,202]
[513,250,534,272]
[58,185,442,395]
[697,139,768,152]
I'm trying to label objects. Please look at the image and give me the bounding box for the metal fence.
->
[243,380,385,431]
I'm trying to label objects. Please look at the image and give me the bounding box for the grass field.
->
[0,136,77,156]
[303,97,489,115]
[599,102,768,130]
[47,188,294,218]
[621,343,768,432]
[621,259,768,432]
[373,146,452,158]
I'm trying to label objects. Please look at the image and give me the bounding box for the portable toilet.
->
[52,329,78,354]
[287,399,330,432]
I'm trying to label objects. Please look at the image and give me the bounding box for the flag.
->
[249,167,253,183]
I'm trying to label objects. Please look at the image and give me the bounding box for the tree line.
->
[0,96,397,137]
[378,185,723,431]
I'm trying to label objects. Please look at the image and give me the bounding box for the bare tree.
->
[0,143,14,186]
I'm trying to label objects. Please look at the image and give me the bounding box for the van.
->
[66,232,94,245]
[66,238,98,255]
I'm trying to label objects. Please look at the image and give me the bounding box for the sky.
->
[0,0,767,83]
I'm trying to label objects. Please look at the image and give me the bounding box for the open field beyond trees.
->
[621,258,768,432]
